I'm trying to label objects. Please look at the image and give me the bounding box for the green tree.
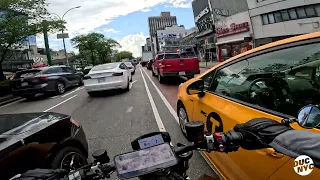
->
[115,51,134,62]
[71,33,120,65]
[0,0,64,80]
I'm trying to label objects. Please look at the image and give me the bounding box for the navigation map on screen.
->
[115,143,177,179]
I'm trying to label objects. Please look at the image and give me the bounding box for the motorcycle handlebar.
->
[68,130,243,180]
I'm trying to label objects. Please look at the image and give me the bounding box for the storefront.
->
[192,0,215,62]
[215,11,253,62]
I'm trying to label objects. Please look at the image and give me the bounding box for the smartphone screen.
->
[114,143,178,179]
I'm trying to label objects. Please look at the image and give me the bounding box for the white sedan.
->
[83,62,132,95]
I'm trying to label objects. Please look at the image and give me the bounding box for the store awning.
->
[216,37,251,45]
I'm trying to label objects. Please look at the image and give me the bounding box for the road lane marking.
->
[50,96,59,99]
[130,80,137,89]
[61,87,81,97]
[0,98,25,109]
[141,67,221,176]
[139,67,166,132]
[141,67,179,123]
[126,106,134,113]
[43,94,78,112]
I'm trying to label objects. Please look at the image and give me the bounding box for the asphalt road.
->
[0,66,216,180]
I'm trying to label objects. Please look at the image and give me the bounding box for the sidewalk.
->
[199,61,219,69]
[0,94,23,107]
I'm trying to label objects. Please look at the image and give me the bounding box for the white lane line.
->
[130,80,137,89]
[50,96,59,99]
[61,87,81,97]
[141,67,179,123]
[0,98,25,109]
[79,86,84,90]
[141,67,220,175]
[43,94,78,112]
[139,67,166,132]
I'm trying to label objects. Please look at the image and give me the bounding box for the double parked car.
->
[0,112,88,180]
[10,66,84,100]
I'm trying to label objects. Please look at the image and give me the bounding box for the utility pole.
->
[43,20,52,66]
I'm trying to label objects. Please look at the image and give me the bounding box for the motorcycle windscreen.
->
[114,143,178,179]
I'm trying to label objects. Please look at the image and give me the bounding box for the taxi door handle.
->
[264,148,284,158]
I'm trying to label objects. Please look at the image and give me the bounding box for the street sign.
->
[57,33,69,39]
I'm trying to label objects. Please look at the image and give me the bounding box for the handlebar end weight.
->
[92,149,110,163]
[185,121,205,143]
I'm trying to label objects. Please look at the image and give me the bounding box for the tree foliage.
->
[115,51,134,62]
[0,0,64,80]
[71,33,120,65]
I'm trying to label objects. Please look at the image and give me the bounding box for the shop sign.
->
[216,22,249,38]
[195,7,210,22]
[159,33,182,39]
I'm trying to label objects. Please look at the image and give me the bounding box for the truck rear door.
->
[161,53,199,73]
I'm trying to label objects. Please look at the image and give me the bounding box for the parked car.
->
[10,66,83,100]
[147,59,154,70]
[124,61,136,75]
[0,112,88,180]
[152,53,200,83]
[83,62,132,96]
[83,66,93,75]
[177,32,320,180]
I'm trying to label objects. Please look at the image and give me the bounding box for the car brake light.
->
[83,76,91,80]
[70,118,80,127]
[113,72,123,76]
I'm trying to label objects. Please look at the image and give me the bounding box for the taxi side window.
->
[201,71,215,90]
[208,42,320,118]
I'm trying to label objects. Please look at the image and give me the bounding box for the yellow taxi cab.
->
[177,32,320,180]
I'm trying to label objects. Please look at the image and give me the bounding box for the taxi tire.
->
[177,103,189,138]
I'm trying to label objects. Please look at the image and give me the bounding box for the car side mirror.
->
[187,79,205,97]
[297,105,320,128]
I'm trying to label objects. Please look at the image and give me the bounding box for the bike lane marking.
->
[139,66,166,132]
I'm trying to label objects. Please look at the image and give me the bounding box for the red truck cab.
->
[152,52,200,83]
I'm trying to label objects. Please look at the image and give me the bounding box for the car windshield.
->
[91,63,118,71]
[164,54,180,59]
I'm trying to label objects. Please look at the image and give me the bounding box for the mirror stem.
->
[198,91,205,98]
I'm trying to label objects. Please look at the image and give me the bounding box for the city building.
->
[148,12,177,53]
[146,38,152,51]
[191,0,248,62]
[156,25,187,52]
[215,11,254,62]
[180,27,198,46]
[247,0,320,46]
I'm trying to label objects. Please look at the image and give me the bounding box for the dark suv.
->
[11,66,83,100]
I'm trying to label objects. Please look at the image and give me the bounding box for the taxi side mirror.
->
[187,79,205,97]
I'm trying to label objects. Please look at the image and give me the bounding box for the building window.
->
[305,6,316,17]
[296,7,307,18]
[288,9,298,20]
[281,10,290,21]
[262,14,269,25]
[274,12,283,23]
[268,13,275,24]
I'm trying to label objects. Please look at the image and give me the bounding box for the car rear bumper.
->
[84,80,127,92]
[12,83,56,96]
[161,70,200,77]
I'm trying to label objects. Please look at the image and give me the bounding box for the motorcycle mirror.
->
[297,105,320,128]
[185,121,205,143]
[92,149,110,163]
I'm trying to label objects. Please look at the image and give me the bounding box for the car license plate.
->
[98,78,106,83]
[179,72,186,75]
[21,82,28,86]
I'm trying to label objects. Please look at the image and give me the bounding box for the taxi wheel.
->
[178,103,189,138]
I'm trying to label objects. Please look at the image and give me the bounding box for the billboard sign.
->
[57,33,69,39]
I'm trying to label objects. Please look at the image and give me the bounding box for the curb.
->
[0,96,23,107]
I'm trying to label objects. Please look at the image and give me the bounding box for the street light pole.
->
[53,6,81,67]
